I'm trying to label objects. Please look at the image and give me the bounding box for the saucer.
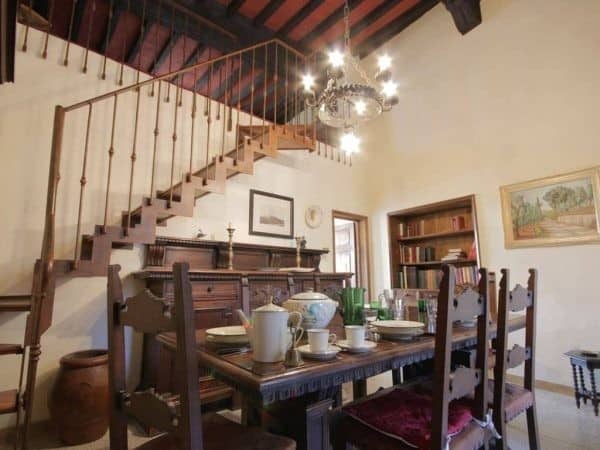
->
[336,340,377,353]
[297,344,341,361]
[379,330,424,341]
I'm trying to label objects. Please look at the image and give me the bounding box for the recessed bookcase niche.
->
[388,195,481,291]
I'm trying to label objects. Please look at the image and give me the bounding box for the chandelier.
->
[301,0,399,155]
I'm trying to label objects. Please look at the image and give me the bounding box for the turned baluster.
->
[284,47,289,133]
[273,44,278,126]
[42,0,55,59]
[63,0,77,66]
[149,0,162,95]
[73,103,93,267]
[102,95,118,232]
[118,0,131,85]
[235,52,242,161]
[188,78,197,179]
[101,0,114,80]
[261,44,268,147]
[249,48,255,131]
[135,0,147,85]
[311,53,317,144]
[221,56,229,158]
[165,6,175,102]
[21,0,34,52]
[204,63,213,182]
[82,0,96,73]
[178,15,188,107]
[149,82,162,204]
[125,89,141,233]
[293,54,298,136]
[168,92,179,208]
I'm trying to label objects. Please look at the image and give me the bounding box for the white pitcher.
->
[236,299,303,363]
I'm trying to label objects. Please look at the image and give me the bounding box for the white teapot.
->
[236,299,303,363]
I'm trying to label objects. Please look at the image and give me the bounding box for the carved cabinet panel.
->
[248,280,291,308]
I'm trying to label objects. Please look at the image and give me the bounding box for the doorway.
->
[332,211,371,296]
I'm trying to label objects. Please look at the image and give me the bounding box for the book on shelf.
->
[400,245,436,263]
[451,215,466,231]
[454,265,479,286]
[441,248,467,261]
[398,220,427,238]
[398,266,478,290]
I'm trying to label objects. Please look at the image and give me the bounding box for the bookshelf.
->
[388,195,481,290]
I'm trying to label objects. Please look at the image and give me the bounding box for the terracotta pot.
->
[48,349,109,445]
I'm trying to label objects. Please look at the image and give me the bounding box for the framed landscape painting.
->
[500,167,600,248]
[249,189,294,239]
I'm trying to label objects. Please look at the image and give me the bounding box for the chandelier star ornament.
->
[302,0,399,155]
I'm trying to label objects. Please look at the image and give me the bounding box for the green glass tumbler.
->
[340,287,365,326]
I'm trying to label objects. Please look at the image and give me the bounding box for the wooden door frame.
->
[331,210,372,299]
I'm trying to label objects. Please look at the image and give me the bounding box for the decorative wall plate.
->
[305,205,323,228]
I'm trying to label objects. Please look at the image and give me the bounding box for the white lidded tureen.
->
[282,289,338,330]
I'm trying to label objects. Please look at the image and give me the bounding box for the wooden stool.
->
[565,350,600,416]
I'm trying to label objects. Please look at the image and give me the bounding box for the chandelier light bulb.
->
[354,100,367,116]
[377,54,392,71]
[381,80,398,98]
[302,73,315,91]
[328,49,345,68]
[340,130,360,155]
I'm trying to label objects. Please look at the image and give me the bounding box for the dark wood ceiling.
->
[26,0,483,82]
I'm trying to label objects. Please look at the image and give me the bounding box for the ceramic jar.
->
[48,349,109,445]
[283,289,338,330]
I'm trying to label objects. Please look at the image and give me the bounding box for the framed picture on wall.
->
[249,189,294,239]
[500,166,600,248]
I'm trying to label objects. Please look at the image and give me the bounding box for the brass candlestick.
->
[295,236,304,268]
[226,223,235,270]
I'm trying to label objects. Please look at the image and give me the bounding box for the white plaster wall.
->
[363,0,600,387]
[0,26,369,426]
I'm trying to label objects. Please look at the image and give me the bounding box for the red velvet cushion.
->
[343,388,473,450]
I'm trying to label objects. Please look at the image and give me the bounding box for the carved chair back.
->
[492,268,537,433]
[107,262,202,450]
[430,265,490,449]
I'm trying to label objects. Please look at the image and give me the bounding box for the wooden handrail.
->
[64,38,307,112]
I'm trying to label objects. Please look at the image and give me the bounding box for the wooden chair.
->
[491,269,540,450]
[107,262,296,450]
[330,265,494,450]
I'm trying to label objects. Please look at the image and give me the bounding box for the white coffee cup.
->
[307,329,337,353]
[345,325,366,348]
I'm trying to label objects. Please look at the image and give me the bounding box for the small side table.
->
[565,350,600,416]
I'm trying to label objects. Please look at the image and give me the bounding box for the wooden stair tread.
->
[0,344,24,355]
[0,296,31,312]
[0,389,18,415]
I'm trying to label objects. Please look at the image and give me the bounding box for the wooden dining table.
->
[157,315,526,450]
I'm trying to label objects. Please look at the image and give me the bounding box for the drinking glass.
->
[425,297,438,334]
[340,287,365,326]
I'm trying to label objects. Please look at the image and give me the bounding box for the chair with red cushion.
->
[329,265,494,450]
[107,262,296,450]
[491,269,540,450]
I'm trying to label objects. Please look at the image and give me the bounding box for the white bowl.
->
[282,289,338,330]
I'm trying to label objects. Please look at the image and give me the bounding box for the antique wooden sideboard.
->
[135,236,352,409]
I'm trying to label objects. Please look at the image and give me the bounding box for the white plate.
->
[379,330,425,341]
[372,320,425,335]
[205,326,249,344]
[336,340,377,353]
[297,344,341,360]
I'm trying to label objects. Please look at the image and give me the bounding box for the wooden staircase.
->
[70,123,314,277]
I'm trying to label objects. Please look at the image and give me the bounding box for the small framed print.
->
[249,189,294,239]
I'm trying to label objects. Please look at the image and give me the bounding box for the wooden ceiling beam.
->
[277,0,321,36]
[299,0,363,50]
[356,0,439,58]
[127,18,152,64]
[253,0,285,27]
[149,31,181,74]
[72,0,88,42]
[442,0,481,34]
[101,3,122,53]
[350,0,401,39]
[226,0,245,17]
